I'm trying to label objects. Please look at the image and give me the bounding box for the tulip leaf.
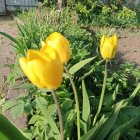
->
[108,111,140,140]
[69,56,97,75]
[82,80,91,133]
[93,101,123,140]
[80,115,106,140]
[0,114,29,140]
[80,101,123,140]
[61,99,73,112]
[122,83,140,108]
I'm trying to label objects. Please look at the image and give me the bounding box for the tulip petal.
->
[113,34,118,46]
[19,57,42,87]
[101,42,116,60]
[52,39,70,63]
[41,41,46,48]
[41,32,70,64]
[45,32,62,43]
[27,54,63,89]
[100,35,106,49]
[27,49,51,62]
[20,49,64,89]
[42,59,63,89]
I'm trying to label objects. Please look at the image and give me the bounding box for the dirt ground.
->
[0,16,140,129]
[0,16,27,129]
[115,28,140,67]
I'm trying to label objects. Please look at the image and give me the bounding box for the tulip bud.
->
[100,34,118,60]
[41,32,70,64]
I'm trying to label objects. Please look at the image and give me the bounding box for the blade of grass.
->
[0,32,18,44]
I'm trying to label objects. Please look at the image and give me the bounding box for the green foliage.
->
[0,114,29,140]
[41,0,140,28]
[81,80,91,133]
[1,6,140,140]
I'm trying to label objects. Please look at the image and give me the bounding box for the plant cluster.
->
[43,0,140,28]
[0,6,140,140]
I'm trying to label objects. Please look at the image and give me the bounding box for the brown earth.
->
[0,16,27,129]
[0,16,140,129]
[116,28,140,67]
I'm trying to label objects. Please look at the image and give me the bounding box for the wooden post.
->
[57,0,62,12]
[4,0,8,15]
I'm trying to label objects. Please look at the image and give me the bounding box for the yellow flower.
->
[19,49,63,89]
[100,34,118,60]
[40,32,70,64]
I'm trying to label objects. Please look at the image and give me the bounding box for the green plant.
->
[0,114,29,140]
[0,6,140,140]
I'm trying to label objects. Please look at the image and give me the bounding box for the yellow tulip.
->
[19,49,64,89]
[40,32,70,64]
[100,34,118,60]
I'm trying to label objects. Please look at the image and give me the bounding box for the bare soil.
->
[0,16,27,129]
[0,16,140,129]
[116,28,140,67]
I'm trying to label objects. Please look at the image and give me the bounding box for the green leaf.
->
[35,98,60,137]
[0,114,29,140]
[42,128,48,140]
[61,99,73,112]
[0,98,5,106]
[82,80,91,133]
[63,109,75,125]
[0,31,18,44]
[94,101,123,140]
[29,115,44,125]
[47,104,57,116]
[122,83,140,108]
[80,115,106,140]
[2,100,17,113]
[69,56,97,75]
[81,60,104,80]
[11,100,25,118]
[81,101,123,140]
[104,84,119,109]
[24,104,33,115]
[119,106,140,123]
[108,112,140,140]
[37,96,48,106]
[129,83,140,98]
[109,132,120,140]
[112,84,119,101]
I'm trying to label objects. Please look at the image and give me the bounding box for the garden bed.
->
[0,15,140,129]
[0,6,140,139]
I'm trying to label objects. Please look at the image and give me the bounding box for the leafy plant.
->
[0,6,140,140]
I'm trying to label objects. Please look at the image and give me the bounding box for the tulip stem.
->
[51,90,64,140]
[64,66,80,140]
[93,60,108,126]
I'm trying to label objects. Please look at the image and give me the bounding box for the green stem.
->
[93,60,108,125]
[51,90,64,140]
[64,66,80,140]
